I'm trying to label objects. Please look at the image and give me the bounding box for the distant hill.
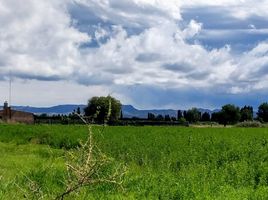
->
[122,105,221,118]
[0,104,221,118]
[122,105,178,118]
[0,105,86,115]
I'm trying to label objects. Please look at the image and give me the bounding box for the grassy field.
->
[1,124,268,199]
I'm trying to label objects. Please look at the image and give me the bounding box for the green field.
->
[1,125,268,199]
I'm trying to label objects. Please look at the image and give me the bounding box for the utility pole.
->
[9,70,12,108]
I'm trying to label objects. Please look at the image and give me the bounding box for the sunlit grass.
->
[1,125,268,199]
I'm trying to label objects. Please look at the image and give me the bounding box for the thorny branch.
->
[56,97,126,200]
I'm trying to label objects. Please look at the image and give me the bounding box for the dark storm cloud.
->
[163,62,193,73]
[116,84,268,110]
[14,73,62,82]
[136,53,162,63]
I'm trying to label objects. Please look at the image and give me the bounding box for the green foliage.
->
[201,112,211,121]
[236,121,263,127]
[84,96,121,123]
[185,108,201,123]
[76,107,81,115]
[2,125,268,199]
[240,106,253,122]
[211,112,221,122]
[164,115,171,121]
[219,104,241,125]
[257,103,268,122]
[156,114,164,121]
[147,113,155,120]
[178,117,187,125]
[177,110,183,120]
[57,121,125,200]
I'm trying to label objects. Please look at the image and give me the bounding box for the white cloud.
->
[181,0,268,20]
[0,0,89,80]
[75,0,181,27]
[1,0,268,107]
[76,21,234,89]
[0,0,253,89]
[232,42,268,84]
[0,79,113,106]
[182,20,202,38]
[182,0,241,7]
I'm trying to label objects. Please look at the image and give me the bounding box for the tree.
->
[257,103,268,122]
[183,111,187,119]
[211,112,221,123]
[171,117,177,121]
[120,110,123,120]
[156,114,164,121]
[148,113,156,120]
[185,108,201,123]
[84,96,121,123]
[178,117,187,125]
[220,104,241,126]
[76,107,81,115]
[240,106,253,122]
[177,110,183,120]
[164,115,171,121]
[201,112,211,121]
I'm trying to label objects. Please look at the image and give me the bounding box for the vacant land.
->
[1,125,268,199]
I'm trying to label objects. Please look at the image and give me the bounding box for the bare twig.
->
[14,174,45,200]
[56,98,126,200]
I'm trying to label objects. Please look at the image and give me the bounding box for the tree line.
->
[83,96,268,126]
[150,103,268,126]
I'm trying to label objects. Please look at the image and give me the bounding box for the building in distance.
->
[0,101,34,124]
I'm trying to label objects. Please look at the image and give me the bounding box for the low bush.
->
[194,121,220,126]
[236,121,263,127]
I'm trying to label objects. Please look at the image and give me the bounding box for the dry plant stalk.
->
[14,174,45,200]
[25,176,45,200]
[56,97,126,200]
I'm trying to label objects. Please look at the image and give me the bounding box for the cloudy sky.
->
[1,0,268,109]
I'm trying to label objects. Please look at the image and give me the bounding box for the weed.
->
[56,114,126,199]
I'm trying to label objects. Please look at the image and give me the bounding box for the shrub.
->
[236,121,263,128]
[178,117,187,124]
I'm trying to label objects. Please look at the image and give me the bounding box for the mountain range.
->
[0,104,220,118]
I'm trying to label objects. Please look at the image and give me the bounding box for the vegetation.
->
[184,108,201,123]
[33,99,268,126]
[236,121,263,128]
[240,106,253,122]
[2,125,268,199]
[56,117,125,200]
[219,104,241,126]
[145,102,268,127]
[84,96,121,124]
[257,103,268,122]
[178,103,268,126]
[201,112,211,121]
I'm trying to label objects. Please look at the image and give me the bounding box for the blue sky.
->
[0,0,268,109]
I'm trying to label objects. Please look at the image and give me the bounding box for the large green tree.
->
[201,112,211,122]
[240,106,253,122]
[177,110,183,120]
[257,103,268,122]
[185,108,201,123]
[211,112,221,123]
[220,104,241,126]
[148,113,156,120]
[84,96,121,123]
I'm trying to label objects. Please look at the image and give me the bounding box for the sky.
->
[0,0,268,109]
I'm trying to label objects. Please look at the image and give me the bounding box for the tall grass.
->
[1,125,268,199]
